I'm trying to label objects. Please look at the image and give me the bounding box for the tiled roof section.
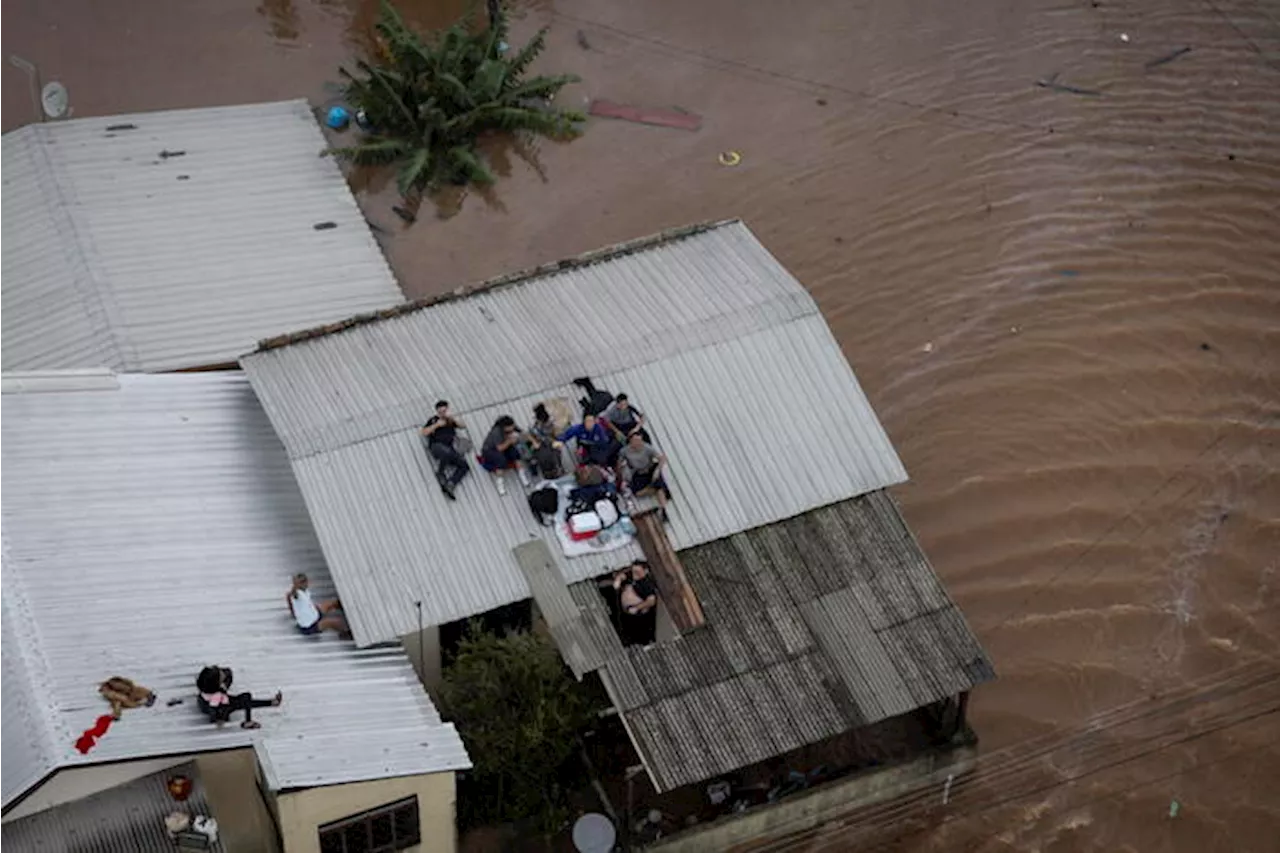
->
[2,762,222,853]
[572,491,994,791]
[0,371,468,811]
[0,100,403,372]
[241,222,907,644]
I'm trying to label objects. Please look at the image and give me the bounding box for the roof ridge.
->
[27,124,140,369]
[1,542,68,807]
[251,219,741,354]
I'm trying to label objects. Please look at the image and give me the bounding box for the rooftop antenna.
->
[41,81,70,119]
[9,55,70,120]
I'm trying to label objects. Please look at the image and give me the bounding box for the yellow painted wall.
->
[275,772,456,853]
[195,750,279,853]
[400,626,443,694]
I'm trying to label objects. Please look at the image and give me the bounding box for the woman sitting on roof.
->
[195,666,282,730]
[558,412,615,467]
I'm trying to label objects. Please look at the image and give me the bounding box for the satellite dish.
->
[41,81,69,119]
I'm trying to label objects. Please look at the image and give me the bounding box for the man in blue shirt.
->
[559,413,615,466]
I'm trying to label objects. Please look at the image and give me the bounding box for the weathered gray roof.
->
[567,491,994,792]
[1,100,403,372]
[0,371,468,813]
[241,221,907,644]
[2,762,221,853]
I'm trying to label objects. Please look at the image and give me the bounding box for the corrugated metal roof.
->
[568,491,995,792]
[514,541,615,680]
[1,100,403,372]
[0,371,468,812]
[255,728,471,791]
[1,762,222,853]
[241,221,908,645]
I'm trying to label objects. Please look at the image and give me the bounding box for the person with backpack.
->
[421,400,470,500]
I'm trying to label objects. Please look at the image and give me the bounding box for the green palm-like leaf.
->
[326,1,583,202]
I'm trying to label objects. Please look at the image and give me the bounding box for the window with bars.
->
[317,795,420,853]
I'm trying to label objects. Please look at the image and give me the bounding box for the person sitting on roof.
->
[421,400,470,500]
[618,433,671,520]
[613,561,658,646]
[287,572,350,638]
[603,393,650,443]
[482,416,531,493]
[559,413,615,467]
[524,404,566,481]
[195,666,282,730]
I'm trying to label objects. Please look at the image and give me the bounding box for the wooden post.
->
[632,510,705,632]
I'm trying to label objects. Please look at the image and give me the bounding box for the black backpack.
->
[528,488,559,526]
[573,376,614,417]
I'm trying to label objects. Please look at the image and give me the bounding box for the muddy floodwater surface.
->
[4,1,1278,850]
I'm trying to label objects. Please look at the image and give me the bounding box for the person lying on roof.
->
[421,400,470,500]
[559,413,615,466]
[195,666,282,730]
[603,393,650,443]
[618,433,671,520]
[287,572,350,638]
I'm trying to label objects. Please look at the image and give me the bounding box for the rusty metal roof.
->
[571,491,995,792]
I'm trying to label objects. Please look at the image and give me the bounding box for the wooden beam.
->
[632,511,705,632]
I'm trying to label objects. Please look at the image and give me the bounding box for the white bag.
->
[569,511,603,537]
[595,498,620,528]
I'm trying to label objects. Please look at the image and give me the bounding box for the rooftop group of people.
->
[420,382,672,521]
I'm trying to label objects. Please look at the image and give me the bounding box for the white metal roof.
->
[255,728,472,791]
[1,100,403,372]
[241,221,908,645]
[0,371,468,813]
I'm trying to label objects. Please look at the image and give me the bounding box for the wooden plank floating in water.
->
[633,511,706,633]
[588,99,703,131]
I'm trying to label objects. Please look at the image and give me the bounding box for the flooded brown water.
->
[5,0,1278,850]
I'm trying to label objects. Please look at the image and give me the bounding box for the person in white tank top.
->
[287,573,350,638]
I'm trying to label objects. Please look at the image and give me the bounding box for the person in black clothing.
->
[195,666,282,730]
[422,400,469,499]
[613,561,659,646]
[481,415,523,472]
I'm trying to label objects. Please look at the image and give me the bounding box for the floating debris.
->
[1036,73,1103,97]
[313,221,338,231]
[1146,46,1192,69]
[718,150,742,167]
[588,99,703,131]
[157,149,187,159]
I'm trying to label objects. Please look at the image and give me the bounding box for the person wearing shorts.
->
[618,433,670,519]
[287,573,349,637]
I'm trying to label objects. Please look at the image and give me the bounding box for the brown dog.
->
[99,676,156,719]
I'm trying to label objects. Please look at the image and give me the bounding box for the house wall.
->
[2,755,195,822]
[401,626,443,693]
[195,750,279,853]
[648,745,978,853]
[275,772,456,853]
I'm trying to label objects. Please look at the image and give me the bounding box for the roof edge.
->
[1,369,121,395]
[250,219,742,354]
